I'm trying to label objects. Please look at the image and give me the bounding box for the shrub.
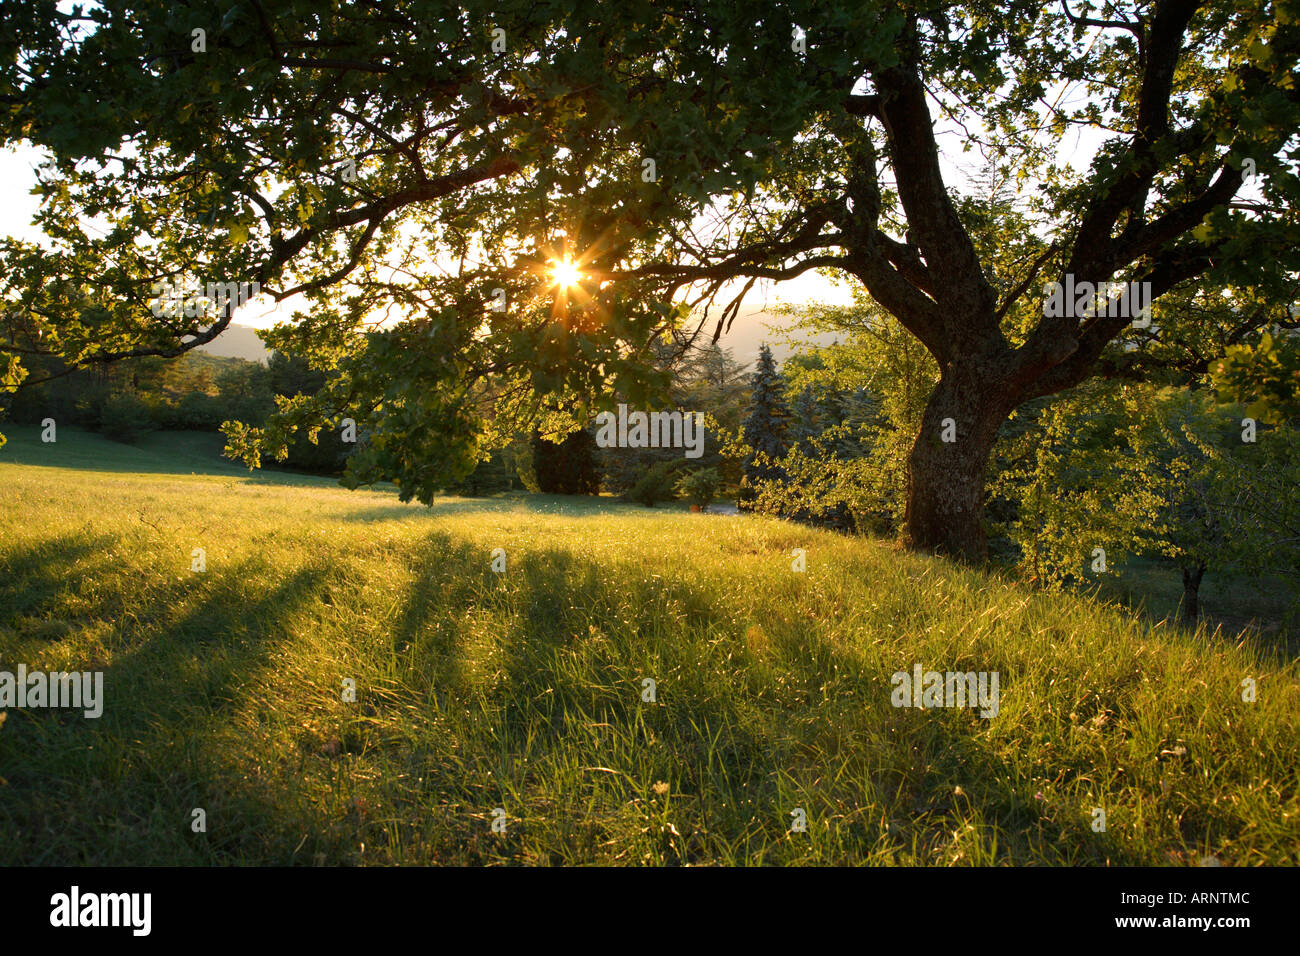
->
[170,391,224,430]
[627,460,681,507]
[98,392,156,444]
[675,467,720,508]
[532,428,600,495]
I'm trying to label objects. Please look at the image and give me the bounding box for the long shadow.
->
[0,532,120,629]
[0,516,1171,865]
[387,531,484,690]
[0,554,332,865]
[410,542,1153,865]
[336,493,651,524]
[464,547,784,864]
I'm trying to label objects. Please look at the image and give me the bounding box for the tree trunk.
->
[1181,563,1206,623]
[904,372,1012,562]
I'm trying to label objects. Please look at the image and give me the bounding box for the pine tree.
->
[739,344,791,502]
[791,385,820,445]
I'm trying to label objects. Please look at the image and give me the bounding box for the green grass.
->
[1100,557,1297,650]
[1,425,1298,865]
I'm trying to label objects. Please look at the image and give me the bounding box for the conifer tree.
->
[791,386,821,446]
[739,345,791,501]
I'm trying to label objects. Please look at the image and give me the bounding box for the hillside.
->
[1,426,1297,865]
[678,306,841,367]
[194,322,270,363]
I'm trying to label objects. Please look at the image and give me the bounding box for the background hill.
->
[192,308,839,371]
[195,323,270,363]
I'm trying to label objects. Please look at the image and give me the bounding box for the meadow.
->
[1,426,1297,865]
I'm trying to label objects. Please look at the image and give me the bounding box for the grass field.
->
[1,425,1298,865]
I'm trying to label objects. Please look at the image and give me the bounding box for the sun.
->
[549,258,583,288]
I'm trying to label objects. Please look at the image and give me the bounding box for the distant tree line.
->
[492,338,750,506]
[3,349,350,473]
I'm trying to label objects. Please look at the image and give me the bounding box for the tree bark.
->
[1181,563,1206,623]
[904,370,1013,562]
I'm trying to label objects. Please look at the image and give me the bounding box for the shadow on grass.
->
[336,492,648,524]
[0,532,120,628]
[0,547,332,865]
[384,538,1138,865]
[2,525,1151,865]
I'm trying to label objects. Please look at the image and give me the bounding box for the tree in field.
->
[990,379,1138,586]
[267,350,325,400]
[993,381,1292,622]
[264,350,351,473]
[4,1,1298,561]
[1126,390,1245,620]
[610,0,1300,559]
[738,344,791,502]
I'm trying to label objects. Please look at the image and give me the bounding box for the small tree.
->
[994,381,1273,623]
[1125,389,1247,622]
[627,460,681,507]
[739,344,791,506]
[676,468,721,509]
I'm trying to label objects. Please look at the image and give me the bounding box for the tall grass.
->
[1,426,1297,865]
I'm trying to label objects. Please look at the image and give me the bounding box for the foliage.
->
[97,391,156,444]
[776,294,937,529]
[991,379,1299,620]
[266,350,351,474]
[1214,330,1300,424]
[1183,403,1300,587]
[531,428,600,496]
[675,467,720,508]
[626,459,682,507]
